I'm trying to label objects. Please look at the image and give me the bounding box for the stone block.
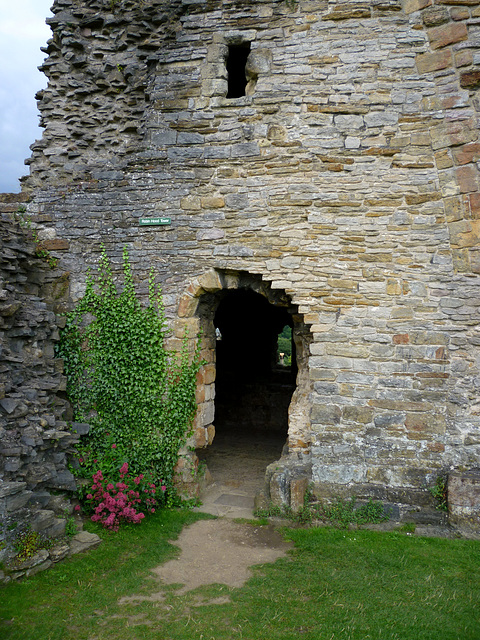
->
[267,125,286,141]
[450,6,469,20]
[442,0,480,5]
[194,426,207,448]
[207,424,215,445]
[404,0,432,14]
[6,490,33,512]
[230,143,259,158]
[37,239,69,251]
[456,165,478,193]
[416,49,452,74]
[197,229,225,241]
[290,476,309,514]
[405,412,446,440]
[364,111,398,127]
[443,195,464,222]
[342,405,373,424]
[180,196,201,211]
[31,509,56,533]
[195,385,206,404]
[200,196,225,209]
[423,5,449,26]
[225,193,249,209]
[455,50,473,68]
[453,143,480,166]
[10,549,50,573]
[311,403,341,425]
[390,307,413,320]
[460,70,480,89]
[195,401,214,428]
[269,470,290,506]
[435,150,453,170]
[50,469,77,491]
[469,193,480,219]
[49,542,70,563]
[428,22,467,50]
[177,294,198,318]
[0,398,19,414]
[374,412,405,427]
[44,518,66,539]
[167,147,203,161]
[68,531,102,556]
[333,115,364,131]
[0,481,27,499]
[324,4,371,20]
[203,364,216,385]
[448,470,480,532]
[246,49,272,75]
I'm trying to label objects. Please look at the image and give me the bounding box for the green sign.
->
[139,217,171,226]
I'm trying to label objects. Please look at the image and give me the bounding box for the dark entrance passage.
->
[196,288,296,511]
[214,289,296,439]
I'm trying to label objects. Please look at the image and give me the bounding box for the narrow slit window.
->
[226,43,251,99]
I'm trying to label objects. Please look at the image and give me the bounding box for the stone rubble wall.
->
[21,0,480,521]
[24,0,185,189]
[0,193,81,563]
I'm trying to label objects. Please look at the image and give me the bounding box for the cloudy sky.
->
[0,1,53,192]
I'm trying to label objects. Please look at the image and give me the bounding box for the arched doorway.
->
[174,268,312,509]
[191,272,304,510]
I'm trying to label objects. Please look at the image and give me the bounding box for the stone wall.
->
[0,194,79,562]
[21,0,480,520]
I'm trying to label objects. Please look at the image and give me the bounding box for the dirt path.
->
[152,519,291,593]
[120,432,289,603]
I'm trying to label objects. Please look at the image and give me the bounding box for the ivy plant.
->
[57,247,203,504]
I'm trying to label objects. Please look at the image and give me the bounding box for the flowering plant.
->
[83,462,166,531]
[58,248,203,511]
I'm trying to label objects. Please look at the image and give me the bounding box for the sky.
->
[0,1,53,192]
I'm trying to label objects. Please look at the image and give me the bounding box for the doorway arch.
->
[175,268,312,506]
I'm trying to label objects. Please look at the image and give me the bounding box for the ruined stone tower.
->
[21,0,480,522]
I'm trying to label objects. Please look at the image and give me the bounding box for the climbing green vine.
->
[57,247,203,505]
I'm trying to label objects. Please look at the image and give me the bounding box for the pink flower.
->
[119,462,128,475]
[107,483,115,491]
[74,504,81,512]
[111,444,117,449]
[161,486,166,492]
[86,493,93,500]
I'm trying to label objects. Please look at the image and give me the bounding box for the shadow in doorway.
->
[196,289,296,516]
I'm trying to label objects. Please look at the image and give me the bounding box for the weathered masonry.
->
[20,0,480,523]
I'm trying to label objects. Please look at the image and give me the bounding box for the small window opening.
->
[226,43,251,99]
[277,325,292,368]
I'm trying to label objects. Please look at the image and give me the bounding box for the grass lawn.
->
[1,510,479,640]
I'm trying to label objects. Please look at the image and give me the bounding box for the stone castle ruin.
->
[3,0,480,540]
